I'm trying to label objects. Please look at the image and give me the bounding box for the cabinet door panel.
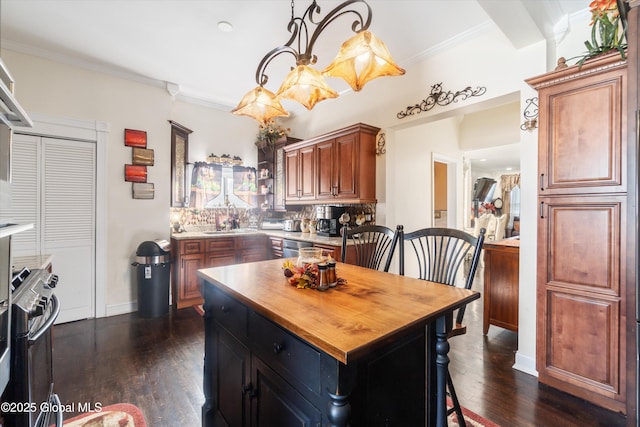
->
[251,356,321,427]
[539,196,623,296]
[299,146,316,200]
[544,290,620,395]
[538,67,625,194]
[217,327,250,427]
[316,139,335,199]
[180,253,204,301]
[206,253,236,267]
[537,195,626,411]
[285,150,300,200]
[238,235,268,263]
[334,133,358,199]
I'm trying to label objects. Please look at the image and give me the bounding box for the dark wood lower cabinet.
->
[537,195,626,413]
[172,235,268,308]
[251,357,322,427]
[203,285,426,427]
[483,238,519,334]
[215,327,321,427]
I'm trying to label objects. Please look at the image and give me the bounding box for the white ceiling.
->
[0,0,588,169]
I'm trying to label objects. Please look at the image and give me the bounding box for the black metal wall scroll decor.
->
[396,83,487,119]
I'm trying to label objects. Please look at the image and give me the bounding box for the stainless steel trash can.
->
[132,239,171,318]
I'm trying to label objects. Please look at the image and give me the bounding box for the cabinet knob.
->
[242,383,256,398]
[273,342,285,354]
[540,173,544,191]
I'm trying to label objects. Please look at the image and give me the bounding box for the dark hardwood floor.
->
[53,277,628,427]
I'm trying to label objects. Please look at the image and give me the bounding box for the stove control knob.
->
[49,275,59,288]
[32,304,44,317]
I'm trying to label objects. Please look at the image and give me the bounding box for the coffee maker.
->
[316,206,346,237]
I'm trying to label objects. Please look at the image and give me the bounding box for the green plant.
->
[575,0,627,67]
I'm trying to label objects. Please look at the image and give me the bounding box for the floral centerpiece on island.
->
[282,258,347,290]
[256,120,290,151]
[574,0,627,67]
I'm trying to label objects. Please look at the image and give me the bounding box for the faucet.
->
[224,196,237,231]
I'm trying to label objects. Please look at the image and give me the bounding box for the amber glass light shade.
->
[231,86,289,124]
[276,65,339,110]
[323,31,405,92]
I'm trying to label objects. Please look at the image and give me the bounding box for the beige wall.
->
[1,49,257,313]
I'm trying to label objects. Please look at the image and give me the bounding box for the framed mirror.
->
[169,120,193,207]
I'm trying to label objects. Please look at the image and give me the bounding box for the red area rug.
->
[448,398,501,427]
[59,403,146,427]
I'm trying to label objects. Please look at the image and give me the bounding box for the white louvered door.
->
[9,134,96,323]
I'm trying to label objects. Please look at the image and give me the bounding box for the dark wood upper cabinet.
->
[529,57,626,195]
[284,123,379,205]
[284,145,316,202]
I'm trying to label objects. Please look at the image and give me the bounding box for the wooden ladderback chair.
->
[341,224,401,272]
[399,226,486,426]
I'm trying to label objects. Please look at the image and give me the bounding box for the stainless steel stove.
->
[3,268,62,427]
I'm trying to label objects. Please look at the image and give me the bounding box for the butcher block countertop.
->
[197,258,479,364]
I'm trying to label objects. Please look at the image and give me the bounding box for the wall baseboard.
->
[513,351,538,377]
[105,301,137,317]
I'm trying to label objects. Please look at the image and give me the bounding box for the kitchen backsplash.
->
[170,203,377,232]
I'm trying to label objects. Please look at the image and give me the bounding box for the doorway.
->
[7,113,107,322]
[10,134,96,323]
[432,154,457,228]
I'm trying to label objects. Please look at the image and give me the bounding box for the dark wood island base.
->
[198,259,479,427]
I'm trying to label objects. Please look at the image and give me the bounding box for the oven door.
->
[33,390,63,427]
[29,294,61,427]
[6,293,63,427]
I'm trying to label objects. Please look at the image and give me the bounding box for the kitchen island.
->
[198,258,479,427]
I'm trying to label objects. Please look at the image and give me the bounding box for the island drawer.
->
[249,312,321,394]
[209,287,248,338]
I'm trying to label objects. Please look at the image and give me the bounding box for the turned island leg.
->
[434,315,451,427]
[327,392,351,427]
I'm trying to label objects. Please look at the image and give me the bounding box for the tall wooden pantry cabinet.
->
[527,52,629,414]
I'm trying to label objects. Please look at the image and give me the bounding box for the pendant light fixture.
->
[232,0,405,124]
